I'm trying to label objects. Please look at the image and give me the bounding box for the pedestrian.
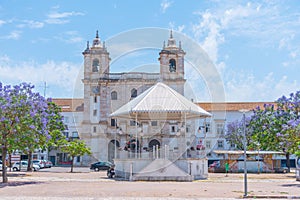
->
[225,162,229,176]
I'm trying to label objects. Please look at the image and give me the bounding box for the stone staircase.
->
[132,158,193,181]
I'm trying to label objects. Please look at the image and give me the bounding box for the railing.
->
[117,145,206,160]
[99,72,160,81]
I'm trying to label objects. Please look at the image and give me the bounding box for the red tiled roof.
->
[52,98,84,112]
[197,102,276,112]
[52,98,275,113]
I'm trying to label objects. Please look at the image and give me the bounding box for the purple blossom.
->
[29,125,36,129]
[0,116,6,122]
[276,132,282,137]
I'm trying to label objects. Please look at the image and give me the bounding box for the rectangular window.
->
[205,140,211,148]
[94,96,97,103]
[217,140,224,148]
[93,126,97,133]
[63,131,69,138]
[171,126,176,133]
[73,116,78,123]
[93,109,97,116]
[230,143,236,148]
[186,126,190,133]
[216,123,224,135]
[130,120,136,126]
[64,116,69,123]
[76,156,80,162]
[151,121,158,126]
[205,123,211,133]
[111,119,116,127]
[72,131,79,138]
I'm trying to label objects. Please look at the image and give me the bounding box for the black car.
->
[90,161,113,171]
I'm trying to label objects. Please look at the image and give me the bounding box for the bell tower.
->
[158,30,186,95]
[81,31,111,161]
[82,30,110,80]
[82,30,111,125]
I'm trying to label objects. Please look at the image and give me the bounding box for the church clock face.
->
[92,86,99,94]
[169,59,176,72]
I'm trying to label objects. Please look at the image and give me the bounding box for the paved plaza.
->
[0,167,299,199]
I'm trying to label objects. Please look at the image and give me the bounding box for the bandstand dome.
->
[110,82,211,120]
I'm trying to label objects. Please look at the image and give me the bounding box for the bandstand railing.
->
[117,145,206,160]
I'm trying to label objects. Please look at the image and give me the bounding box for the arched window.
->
[131,88,137,98]
[92,59,99,72]
[169,59,176,72]
[111,91,117,100]
[149,139,160,151]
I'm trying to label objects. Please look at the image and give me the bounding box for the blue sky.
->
[0,0,299,102]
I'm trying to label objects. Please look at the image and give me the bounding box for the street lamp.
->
[254,141,260,174]
[239,109,249,198]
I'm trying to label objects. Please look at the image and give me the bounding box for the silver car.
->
[12,161,40,171]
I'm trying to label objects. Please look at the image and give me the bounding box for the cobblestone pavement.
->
[0,167,299,199]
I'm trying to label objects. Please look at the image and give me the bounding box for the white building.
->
[51,31,273,167]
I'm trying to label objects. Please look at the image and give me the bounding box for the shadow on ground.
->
[0,181,43,188]
[281,183,300,188]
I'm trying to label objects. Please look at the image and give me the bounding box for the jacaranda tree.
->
[225,116,253,150]
[249,92,300,171]
[0,82,63,183]
[226,92,300,172]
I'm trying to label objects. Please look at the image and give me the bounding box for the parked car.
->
[274,166,289,173]
[32,160,45,168]
[12,161,40,171]
[90,161,113,171]
[0,160,3,171]
[43,160,53,168]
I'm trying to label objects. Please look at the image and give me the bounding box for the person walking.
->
[225,162,229,177]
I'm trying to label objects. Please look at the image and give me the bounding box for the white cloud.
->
[189,1,300,101]
[224,71,300,102]
[160,0,172,13]
[290,51,297,58]
[168,22,185,33]
[1,31,22,40]
[0,20,6,26]
[192,2,300,62]
[17,20,44,29]
[47,11,84,19]
[45,18,69,25]
[45,11,84,24]
[0,57,81,97]
[55,31,84,44]
[0,55,10,63]
[192,11,224,63]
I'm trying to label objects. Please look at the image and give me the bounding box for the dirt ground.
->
[0,167,299,199]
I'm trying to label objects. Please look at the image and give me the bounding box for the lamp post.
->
[239,109,249,198]
[254,141,260,174]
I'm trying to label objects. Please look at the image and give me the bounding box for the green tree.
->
[225,117,253,150]
[0,82,59,183]
[296,141,300,157]
[61,139,91,172]
[42,101,66,160]
[249,91,300,171]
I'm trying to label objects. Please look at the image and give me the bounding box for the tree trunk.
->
[2,146,8,183]
[27,151,32,171]
[9,153,12,172]
[70,157,74,173]
[286,152,290,172]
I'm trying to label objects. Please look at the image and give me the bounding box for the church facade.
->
[80,31,194,163]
